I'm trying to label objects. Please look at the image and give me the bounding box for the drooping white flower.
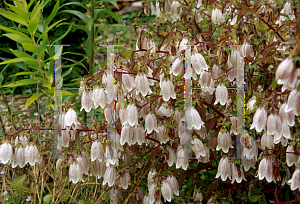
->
[266,114,282,138]
[288,169,300,191]
[156,103,174,117]
[276,58,294,81]
[171,58,184,76]
[12,147,25,168]
[241,158,256,172]
[170,1,181,22]
[110,188,122,204]
[166,175,179,196]
[135,74,152,97]
[241,133,258,161]
[80,89,94,112]
[193,190,203,202]
[215,157,231,181]
[62,130,70,148]
[211,8,223,25]
[178,38,188,53]
[161,180,173,202]
[191,52,209,74]
[132,125,145,145]
[103,165,117,187]
[119,172,131,189]
[212,64,223,79]
[257,157,273,183]
[198,146,210,163]
[286,145,298,167]
[64,108,81,131]
[250,107,268,133]
[91,140,104,162]
[0,142,13,165]
[160,79,176,101]
[156,126,170,144]
[24,144,39,166]
[247,96,256,111]
[261,133,274,150]
[148,169,158,189]
[69,162,83,184]
[231,163,246,184]
[214,84,229,106]
[126,104,138,126]
[185,106,205,130]
[165,146,176,167]
[105,145,119,167]
[76,152,90,175]
[145,113,159,134]
[191,137,206,159]
[120,124,134,146]
[199,70,212,88]
[279,103,295,127]
[176,146,189,170]
[216,131,234,153]
[92,88,106,109]
[286,89,300,116]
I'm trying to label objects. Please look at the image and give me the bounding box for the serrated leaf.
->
[0,8,27,25]
[3,78,39,88]
[43,195,52,204]
[22,43,38,53]
[12,174,26,189]
[3,33,31,44]
[249,195,262,202]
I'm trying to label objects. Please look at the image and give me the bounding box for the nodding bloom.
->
[24,144,39,166]
[171,58,184,76]
[250,107,268,133]
[176,146,189,170]
[216,131,234,153]
[191,138,206,159]
[69,162,83,184]
[286,145,298,167]
[135,74,152,97]
[160,79,176,102]
[214,84,229,106]
[12,146,25,168]
[185,106,205,130]
[231,163,246,184]
[215,157,231,181]
[288,169,300,191]
[0,142,13,165]
[279,103,295,127]
[125,104,138,127]
[193,190,203,202]
[166,175,180,196]
[161,180,173,202]
[257,157,273,183]
[102,165,117,187]
[286,89,300,116]
[266,114,282,138]
[145,113,159,134]
[80,89,94,112]
[191,52,209,74]
[92,88,106,109]
[90,140,104,162]
[261,133,274,150]
[211,8,223,25]
[64,108,81,131]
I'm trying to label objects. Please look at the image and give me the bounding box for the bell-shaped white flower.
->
[62,130,70,148]
[24,144,39,166]
[170,1,181,22]
[241,133,258,161]
[156,126,170,144]
[198,146,210,163]
[214,84,229,106]
[216,131,234,153]
[91,140,104,162]
[133,125,145,145]
[92,88,106,109]
[165,146,176,167]
[266,114,282,138]
[69,162,83,184]
[119,172,131,189]
[215,157,231,181]
[286,145,298,167]
[288,169,300,191]
[231,163,246,184]
[156,103,174,117]
[105,145,119,167]
[191,52,209,74]
[279,103,295,127]
[276,58,294,81]
[0,142,13,165]
[148,169,158,189]
[185,106,205,130]
[230,48,241,68]
[286,89,300,116]
[76,153,90,175]
[12,147,25,168]
[160,79,176,101]
[120,124,134,146]
[247,96,256,111]
[145,113,159,134]
[171,58,184,76]
[166,175,179,196]
[212,64,223,79]
[257,157,273,183]
[103,165,117,187]
[193,190,203,202]
[64,108,81,131]
[282,122,291,139]
[176,146,189,170]
[241,158,256,172]
[199,70,212,89]
[211,8,223,25]
[110,188,122,204]
[241,42,254,58]
[191,137,206,159]
[178,38,188,53]
[126,104,138,126]
[261,133,274,150]
[122,73,135,92]
[250,107,268,133]
[135,74,152,97]
[161,180,173,202]
[80,89,94,112]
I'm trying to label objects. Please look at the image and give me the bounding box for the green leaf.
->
[59,2,87,10]
[60,10,89,24]
[45,0,60,26]
[27,0,35,11]
[62,67,73,78]
[0,57,36,67]
[27,16,39,35]
[0,8,27,25]
[13,110,23,115]
[95,9,120,24]
[51,24,72,45]
[39,34,48,60]
[96,0,119,10]
[5,3,29,22]
[121,49,133,58]
[37,19,65,43]
[95,24,133,36]
[12,174,26,189]
[62,90,73,96]
[0,74,3,85]
[43,195,52,204]
[0,25,28,37]
[2,33,32,44]
[12,71,36,76]
[56,22,90,38]
[22,43,38,53]
[3,79,39,88]
[86,37,91,57]
[24,92,43,110]
[249,195,262,202]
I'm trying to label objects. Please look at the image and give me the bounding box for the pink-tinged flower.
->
[132,125,145,145]
[231,163,246,184]
[166,175,179,196]
[91,140,104,162]
[267,114,282,138]
[24,144,39,166]
[193,190,203,202]
[80,89,94,112]
[261,133,274,150]
[64,108,81,131]
[69,162,83,184]
[92,88,106,109]
[191,52,209,74]
[250,107,268,133]
[110,188,122,204]
[103,165,117,187]
[286,89,300,116]
[119,172,131,190]
[276,58,294,81]
[257,157,273,183]
[279,103,295,127]
[282,122,291,139]
[161,180,173,202]
[215,157,231,181]
[199,70,212,88]
[12,147,25,168]
[165,146,176,167]
[286,145,298,167]
[61,130,70,148]
[185,106,205,130]
[135,74,152,97]
[126,104,138,126]
[241,133,258,161]
[120,125,134,146]
[191,138,206,159]
[145,113,159,134]
[171,58,184,76]
[160,79,176,101]
[288,169,300,191]
[216,131,234,153]
[214,84,229,106]
[176,146,189,170]
[241,158,256,172]
[0,142,13,165]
